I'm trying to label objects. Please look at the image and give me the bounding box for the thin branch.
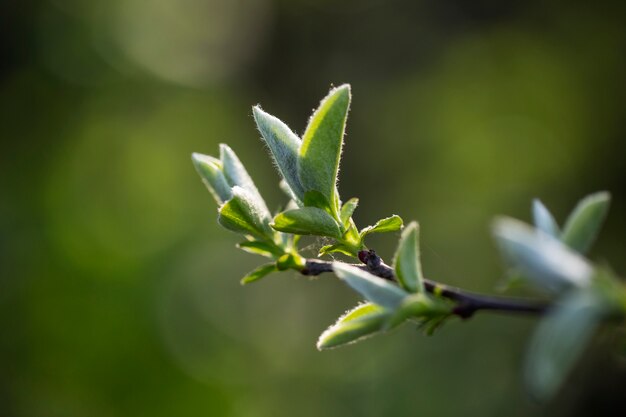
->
[301,250,550,318]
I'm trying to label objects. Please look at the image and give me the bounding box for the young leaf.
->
[241,263,278,285]
[237,240,283,258]
[492,218,593,294]
[392,221,424,293]
[384,293,451,330]
[360,215,404,238]
[561,191,611,254]
[332,263,408,310]
[317,303,389,350]
[253,107,306,200]
[532,199,560,238]
[319,243,357,257]
[271,207,342,238]
[298,85,351,211]
[303,190,332,211]
[219,144,270,211]
[525,289,607,400]
[340,198,359,227]
[191,153,232,204]
[218,186,273,239]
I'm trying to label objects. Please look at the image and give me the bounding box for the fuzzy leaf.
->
[191,153,232,204]
[237,240,283,258]
[241,263,278,285]
[340,198,359,228]
[333,263,408,310]
[561,192,611,254]
[392,221,424,293]
[298,85,351,211]
[303,190,332,212]
[218,187,273,239]
[319,243,356,257]
[492,218,593,294]
[317,303,388,350]
[253,107,305,200]
[532,199,560,238]
[271,207,342,238]
[360,215,404,238]
[525,289,607,400]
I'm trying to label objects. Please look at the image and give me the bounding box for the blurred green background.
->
[2,1,626,416]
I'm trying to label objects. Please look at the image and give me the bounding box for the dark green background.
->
[2,1,626,416]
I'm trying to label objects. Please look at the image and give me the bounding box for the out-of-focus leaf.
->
[271,207,342,238]
[385,293,451,330]
[218,186,273,239]
[241,263,278,285]
[276,253,305,271]
[317,303,389,350]
[532,199,560,238]
[392,221,424,293]
[561,191,611,254]
[340,198,359,228]
[191,153,232,204]
[237,240,283,257]
[332,263,408,309]
[253,107,305,200]
[360,215,404,238]
[298,85,351,211]
[525,289,607,400]
[492,218,593,294]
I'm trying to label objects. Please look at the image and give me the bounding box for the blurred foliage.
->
[1,0,626,416]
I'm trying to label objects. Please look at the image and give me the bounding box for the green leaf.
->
[525,289,607,400]
[532,199,560,238]
[384,293,452,330]
[492,218,593,294]
[340,198,359,228]
[271,207,342,238]
[253,107,305,200]
[561,191,611,254]
[332,263,408,310]
[303,190,332,212]
[360,215,404,238]
[191,153,232,204]
[319,243,357,257]
[392,221,424,293]
[241,263,278,285]
[298,85,351,211]
[316,303,389,350]
[276,253,305,271]
[237,240,283,258]
[218,187,273,239]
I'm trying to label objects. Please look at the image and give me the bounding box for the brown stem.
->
[301,250,549,319]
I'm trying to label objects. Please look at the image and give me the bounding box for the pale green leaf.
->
[219,144,271,218]
[561,191,611,254]
[271,207,342,238]
[191,153,232,204]
[525,289,607,400]
[241,263,278,285]
[360,215,404,238]
[218,186,273,239]
[253,107,305,200]
[532,199,560,238]
[392,221,424,293]
[298,85,351,211]
[332,263,408,310]
[319,243,356,257]
[492,218,593,294]
[237,240,283,257]
[317,303,389,350]
[340,198,359,228]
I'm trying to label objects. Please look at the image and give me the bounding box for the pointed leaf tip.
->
[191,152,232,204]
[561,191,611,254]
[393,221,424,293]
[298,85,352,212]
[532,199,560,238]
[253,106,305,200]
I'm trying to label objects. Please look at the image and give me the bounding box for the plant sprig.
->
[192,84,625,401]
